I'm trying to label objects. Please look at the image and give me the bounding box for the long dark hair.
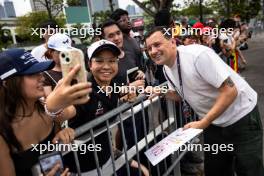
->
[0,76,44,152]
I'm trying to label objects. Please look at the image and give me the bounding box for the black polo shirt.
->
[63,76,120,172]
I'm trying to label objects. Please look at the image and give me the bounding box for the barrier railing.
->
[32,82,200,176]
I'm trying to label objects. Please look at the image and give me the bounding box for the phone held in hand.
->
[60,48,87,84]
[127,67,139,83]
[39,151,64,176]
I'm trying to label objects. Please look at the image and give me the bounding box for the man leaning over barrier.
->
[144,26,264,176]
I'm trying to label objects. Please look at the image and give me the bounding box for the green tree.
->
[108,0,114,12]
[181,3,213,17]
[131,0,174,17]
[15,11,66,43]
[209,0,261,21]
[92,10,112,26]
[32,0,64,19]
[232,0,261,21]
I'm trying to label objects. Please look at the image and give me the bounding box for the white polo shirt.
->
[164,44,257,127]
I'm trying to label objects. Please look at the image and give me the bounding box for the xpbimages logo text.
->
[179,143,234,154]
[31,141,102,154]
[31,25,102,38]
[163,26,234,38]
[97,83,168,96]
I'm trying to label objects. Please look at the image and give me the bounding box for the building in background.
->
[0,4,6,18]
[88,0,119,14]
[126,4,136,15]
[29,0,62,16]
[29,0,46,12]
[135,6,143,15]
[4,0,16,17]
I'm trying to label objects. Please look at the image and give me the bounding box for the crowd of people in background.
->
[0,7,259,176]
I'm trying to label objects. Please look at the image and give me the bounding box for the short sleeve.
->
[194,48,230,88]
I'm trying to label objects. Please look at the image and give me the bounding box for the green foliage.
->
[181,3,213,17]
[15,11,66,43]
[233,0,261,21]
[205,0,261,21]
[32,0,64,19]
[131,0,261,21]
[131,0,173,17]
[92,10,112,26]
[143,12,154,31]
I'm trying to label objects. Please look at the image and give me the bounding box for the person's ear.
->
[170,38,176,45]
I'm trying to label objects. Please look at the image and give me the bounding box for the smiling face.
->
[89,50,118,86]
[22,73,45,100]
[103,24,124,49]
[145,31,177,67]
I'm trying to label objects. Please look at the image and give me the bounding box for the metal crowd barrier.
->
[32,82,200,176]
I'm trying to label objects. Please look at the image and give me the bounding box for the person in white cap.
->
[63,40,149,176]
[43,33,73,97]
[31,20,58,62]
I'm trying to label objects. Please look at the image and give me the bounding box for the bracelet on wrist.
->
[44,102,63,118]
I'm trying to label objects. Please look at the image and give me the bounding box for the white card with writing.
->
[145,128,203,166]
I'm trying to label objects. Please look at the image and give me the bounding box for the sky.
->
[0,0,32,16]
[0,0,137,17]
[0,0,186,17]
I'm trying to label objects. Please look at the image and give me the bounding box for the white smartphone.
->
[60,48,87,84]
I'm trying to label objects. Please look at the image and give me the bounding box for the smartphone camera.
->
[39,151,64,176]
[60,52,71,64]
[65,57,70,63]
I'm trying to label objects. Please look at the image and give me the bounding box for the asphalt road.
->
[241,33,264,120]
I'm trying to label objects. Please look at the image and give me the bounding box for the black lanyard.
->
[176,51,185,99]
[163,51,185,100]
[163,51,192,118]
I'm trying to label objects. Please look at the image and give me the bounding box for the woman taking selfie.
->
[0,48,92,176]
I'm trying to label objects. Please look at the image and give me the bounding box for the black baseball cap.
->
[0,48,55,80]
[87,40,121,60]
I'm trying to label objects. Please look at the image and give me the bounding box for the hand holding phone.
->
[135,70,145,80]
[39,152,64,176]
[45,64,92,113]
[60,48,87,84]
[127,67,139,83]
[44,164,70,176]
